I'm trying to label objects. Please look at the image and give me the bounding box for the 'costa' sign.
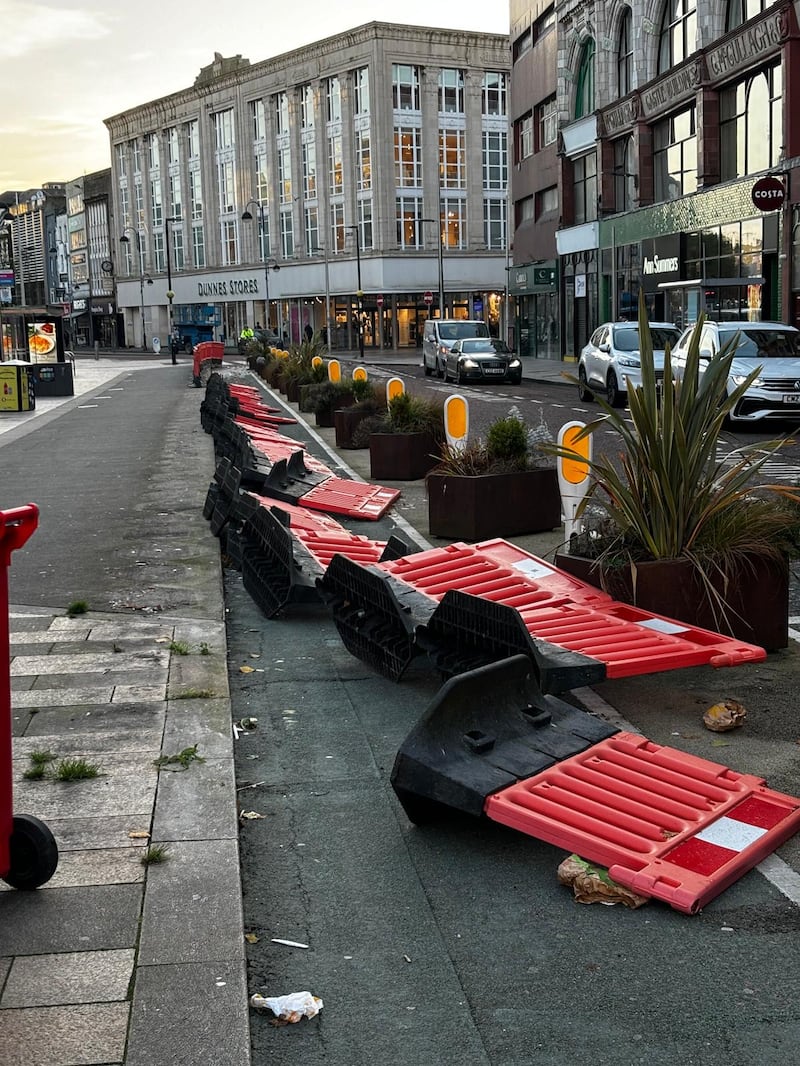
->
[751,176,786,211]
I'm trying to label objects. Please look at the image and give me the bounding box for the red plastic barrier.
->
[485,732,800,914]
[193,341,224,379]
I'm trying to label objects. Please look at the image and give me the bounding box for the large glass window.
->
[327,77,342,123]
[167,127,179,166]
[358,198,373,251]
[573,153,597,223]
[220,219,238,266]
[720,64,782,180]
[214,110,236,150]
[397,196,423,248]
[575,40,595,118]
[276,93,290,136]
[328,134,343,195]
[654,106,697,200]
[303,141,317,198]
[726,0,769,31]
[534,5,555,41]
[354,67,370,115]
[186,121,199,159]
[356,130,371,191]
[330,202,345,253]
[251,99,267,141]
[189,169,203,221]
[482,72,507,116]
[150,177,162,226]
[536,186,558,219]
[305,206,319,253]
[278,145,292,204]
[192,225,205,269]
[440,130,466,189]
[618,8,633,97]
[301,85,315,129]
[483,130,507,189]
[439,69,464,114]
[395,127,422,186]
[658,0,697,74]
[392,65,420,111]
[280,209,293,258]
[537,97,557,150]
[484,197,506,250]
[442,198,466,250]
[513,27,531,63]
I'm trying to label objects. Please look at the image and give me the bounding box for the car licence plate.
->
[484,368,504,375]
[783,394,800,404]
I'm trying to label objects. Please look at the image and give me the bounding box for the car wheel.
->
[578,366,594,402]
[457,369,467,386]
[424,359,433,377]
[606,370,625,408]
[436,359,444,380]
[508,374,522,386]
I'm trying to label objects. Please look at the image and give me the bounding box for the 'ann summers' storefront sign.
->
[641,235,682,291]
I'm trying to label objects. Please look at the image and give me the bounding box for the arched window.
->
[726,0,768,32]
[618,8,633,97]
[658,0,697,74]
[575,39,596,118]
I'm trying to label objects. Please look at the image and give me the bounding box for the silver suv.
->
[671,321,800,424]
[578,322,681,407]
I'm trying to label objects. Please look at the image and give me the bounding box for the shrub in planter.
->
[334,380,387,448]
[551,291,800,647]
[304,380,355,427]
[426,407,561,540]
[368,393,446,480]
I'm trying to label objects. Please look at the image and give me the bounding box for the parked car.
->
[578,321,681,407]
[422,319,490,377]
[671,320,800,425]
[443,338,522,385]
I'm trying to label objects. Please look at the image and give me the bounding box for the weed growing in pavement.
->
[154,744,205,770]
[66,600,89,617]
[23,750,56,780]
[199,642,211,656]
[168,640,190,655]
[173,688,217,699]
[54,758,101,781]
[141,844,170,866]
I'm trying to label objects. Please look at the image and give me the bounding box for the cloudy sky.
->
[1,0,509,191]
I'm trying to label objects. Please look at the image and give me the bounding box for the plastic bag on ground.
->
[558,854,649,908]
[703,699,746,732]
[250,990,323,1023]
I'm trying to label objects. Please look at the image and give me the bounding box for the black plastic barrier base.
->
[317,555,435,681]
[418,590,606,695]
[391,655,618,822]
[241,505,323,618]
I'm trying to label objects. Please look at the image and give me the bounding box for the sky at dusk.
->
[1,0,509,191]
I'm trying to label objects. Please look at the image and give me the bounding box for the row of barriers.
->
[198,368,800,915]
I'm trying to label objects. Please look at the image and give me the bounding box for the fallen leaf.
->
[240,810,265,820]
[245,933,260,944]
[240,665,255,674]
[128,830,151,839]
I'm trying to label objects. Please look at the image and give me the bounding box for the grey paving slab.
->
[126,960,249,1066]
[137,839,244,966]
[12,773,157,820]
[10,649,170,675]
[13,751,159,781]
[40,815,153,852]
[0,847,147,890]
[167,649,230,701]
[151,757,238,841]
[14,713,164,747]
[0,1002,129,1066]
[12,685,116,707]
[2,948,135,1007]
[0,884,142,956]
[112,683,169,703]
[162,697,234,758]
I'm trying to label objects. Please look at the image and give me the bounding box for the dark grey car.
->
[444,338,523,385]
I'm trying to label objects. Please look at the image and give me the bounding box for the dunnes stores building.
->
[104,22,510,351]
[510,0,800,360]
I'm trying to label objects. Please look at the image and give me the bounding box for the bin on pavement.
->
[0,361,35,413]
[0,504,58,889]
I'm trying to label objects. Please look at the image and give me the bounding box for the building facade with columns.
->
[105,22,510,351]
[510,0,800,359]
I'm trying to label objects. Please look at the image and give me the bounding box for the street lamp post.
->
[346,225,364,357]
[165,216,178,364]
[119,228,150,350]
[419,217,445,319]
[241,201,280,339]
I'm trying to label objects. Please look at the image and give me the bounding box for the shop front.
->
[508,263,559,359]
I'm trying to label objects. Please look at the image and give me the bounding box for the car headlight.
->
[617,355,641,368]
[732,374,763,387]
[460,358,479,369]
[508,358,521,368]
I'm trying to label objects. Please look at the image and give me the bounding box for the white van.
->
[422,319,490,377]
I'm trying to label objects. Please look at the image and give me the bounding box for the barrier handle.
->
[0,504,39,563]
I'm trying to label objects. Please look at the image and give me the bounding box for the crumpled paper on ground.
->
[557,854,649,908]
[703,699,746,732]
[250,990,323,1023]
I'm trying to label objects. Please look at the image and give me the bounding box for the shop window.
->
[613,136,635,212]
[575,40,595,119]
[658,0,697,74]
[618,8,633,97]
[726,0,768,31]
[720,64,782,180]
[653,106,696,201]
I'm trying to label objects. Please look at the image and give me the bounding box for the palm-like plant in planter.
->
[553,292,800,648]
[427,407,561,540]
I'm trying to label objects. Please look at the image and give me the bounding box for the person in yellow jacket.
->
[238,325,255,354]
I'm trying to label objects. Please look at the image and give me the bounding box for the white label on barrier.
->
[511,558,555,580]
[635,618,689,634]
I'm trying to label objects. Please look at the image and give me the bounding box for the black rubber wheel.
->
[436,360,444,380]
[457,370,466,387]
[606,370,625,408]
[3,814,58,890]
[424,360,433,377]
[578,366,594,402]
[184,339,193,353]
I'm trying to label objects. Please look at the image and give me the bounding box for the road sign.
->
[423,291,433,305]
[376,295,384,307]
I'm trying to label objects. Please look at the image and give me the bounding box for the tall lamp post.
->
[345,224,363,357]
[419,217,445,319]
[119,227,152,350]
[165,216,179,364]
[241,201,281,338]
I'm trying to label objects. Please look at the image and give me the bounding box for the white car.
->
[578,321,681,407]
[671,321,800,425]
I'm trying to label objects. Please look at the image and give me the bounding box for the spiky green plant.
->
[553,290,800,571]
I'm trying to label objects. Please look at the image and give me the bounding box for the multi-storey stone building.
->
[104,22,510,351]
[510,0,800,359]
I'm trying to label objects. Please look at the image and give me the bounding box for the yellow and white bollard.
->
[557,421,592,543]
[444,394,469,454]
[386,377,405,403]
[327,359,341,383]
